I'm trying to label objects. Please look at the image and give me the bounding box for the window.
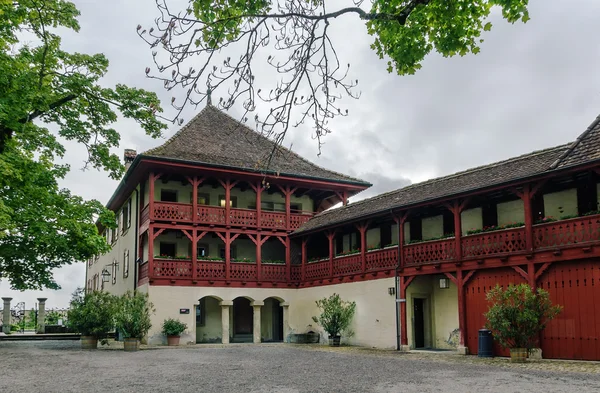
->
[219,195,237,208]
[261,201,285,212]
[111,215,119,244]
[219,245,236,259]
[159,242,176,258]
[290,203,302,213]
[190,192,210,205]
[122,199,132,233]
[123,250,130,278]
[161,189,178,202]
[189,243,208,258]
[196,298,206,327]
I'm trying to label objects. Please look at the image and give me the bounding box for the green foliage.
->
[484,284,562,351]
[312,293,356,337]
[67,288,116,337]
[0,0,166,290]
[161,318,187,337]
[114,291,154,339]
[45,310,62,325]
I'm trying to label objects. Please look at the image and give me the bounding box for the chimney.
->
[124,149,137,171]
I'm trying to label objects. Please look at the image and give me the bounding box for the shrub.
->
[161,318,187,337]
[67,288,116,337]
[312,293,356,337]
[484,284,562,351]
[114,291,154,340]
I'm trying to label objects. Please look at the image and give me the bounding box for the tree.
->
[45,310,62,325]
[141,0,529,153]
[0,0,166,289]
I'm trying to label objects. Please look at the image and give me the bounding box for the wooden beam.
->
[534,262,552,281]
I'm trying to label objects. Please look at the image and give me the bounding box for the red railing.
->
[138,262,149,283]
[230,262,258,281]
[141,205,150,225]
[366,247,398,271]
[290,213,312,230]
[534,214,600,249]
[261,263,287,281]
[462,227,527,258]
[153,259,192,278]
[260,211,287,230]
[333,254,362,276]
[154,202,193,222]
[404,238,455,265]
[230,208,257,226]
[196,260,226,279]
[305,260,330,280]
[197,205,226,225]
[290,265,302,281]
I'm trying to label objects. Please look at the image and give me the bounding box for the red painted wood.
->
[533,214,600,249]
[153,259,193,278]
[261,211,287,230]
[261,263,287,281]
[256,233,262,281]
[403,238,455,265]
[305,260,330,280]
[328,233,335,278]
[148,172,155,220]
[357,224,368,273]
[462,228,527,258]
[154,201,193,222]
[464,268,526,356]
[453,202,463,261]
[230,208,257,226]
[301,238,307,281]
[290,265,302,282]
[365,248,398,271]
[197,205,226,225]
[230,262,257,281]
[538,261,600,360]
[521,185,534,252]
[333,254,362,276]
[138,262,149,285]
[148,225,155,279]
[140,204,150,227]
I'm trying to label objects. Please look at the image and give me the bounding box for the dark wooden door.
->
[272,301,283,342]
[413,298,425,348]
[233,298,253,335]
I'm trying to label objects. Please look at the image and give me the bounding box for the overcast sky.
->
[2,0,600,309]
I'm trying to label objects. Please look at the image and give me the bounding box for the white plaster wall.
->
[497,199,524,226]
[543,188,578,218]
[391,223,399,245]
[461,207,482,235]
[431,279,459,349]
[422,215,443,239]
[88,187,139,296]
[196,296,222,343]
[403,222,410,243]
[366,228,381,248]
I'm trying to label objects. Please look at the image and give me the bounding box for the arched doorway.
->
[232,297,253,343]
[262,297,284,342]
[196,296,223,343]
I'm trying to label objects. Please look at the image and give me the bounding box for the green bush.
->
[312,293,356,338]
[485,284,562,351]
[161,318,187,337]
[67,289,117,337]
[114,291,154,340]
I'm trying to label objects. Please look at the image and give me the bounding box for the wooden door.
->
[413,298,425,348]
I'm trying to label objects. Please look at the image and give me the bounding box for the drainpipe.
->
[133,187,140,291]
[393,209,401,351]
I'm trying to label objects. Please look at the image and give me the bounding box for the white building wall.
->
[543,188,578,218]
[461,207,482,235]
[422,215,443,239]
[497,199,524,226]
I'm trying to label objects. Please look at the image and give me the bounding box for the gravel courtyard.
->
[1,341,600,393]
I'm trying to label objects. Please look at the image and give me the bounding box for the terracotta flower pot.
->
[81,336,98,350]
[123,338,140,352]
[167,335,180,346]
[328,335,341,347]
[510,348,528,363]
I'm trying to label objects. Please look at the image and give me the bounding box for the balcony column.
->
[148,225,155,279]
[280,302,290,342]
[251,301,264,343]
[220,301,233,344]
[301,238,308,281]
[395,213,408,267]
[521,184,534,252]
[356,222,369,273]
[326,231,335,278]
[186,176,205,224]
[2,297,12,334]
[148,172,161,221]
[277,185,298,231]
[191,230,198,281]
[285,237,291,282]
[398,277,413,348]
[446,199,469,261]
[251,182,264,228]
[218,179,238,227]
[37,298,47,334]
[444,270,475,355]
[254,234,262,281]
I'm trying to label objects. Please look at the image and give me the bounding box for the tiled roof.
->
[551,115,600,169]
[294,144,570,234]
[142,105,369,186]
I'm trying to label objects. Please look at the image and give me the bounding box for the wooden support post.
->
[277,185,298,231]
[395,213,408,267]
[327,231,335,278]
[251,182,264,228]
[186,176,204,224]
[301,238,308,281]
[356,222,369,273]
[399,276,414,346]
[148,225,154,279]
[453,202,463,261]
[456,269,467,349]
[285,237,291,282]
[255,234,262,281]
[527,262,536,289]
[218,179,238,226]
[148,172,160,220]
[513,182,545,253]
[191,229,197,280]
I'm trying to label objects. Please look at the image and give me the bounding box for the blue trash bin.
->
[478,329,493,357]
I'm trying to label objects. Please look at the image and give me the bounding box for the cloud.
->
[3,0,600,306]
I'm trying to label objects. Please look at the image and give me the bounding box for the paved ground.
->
[1,341,600,393]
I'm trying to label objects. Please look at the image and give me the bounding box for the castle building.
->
[87,106,600,359]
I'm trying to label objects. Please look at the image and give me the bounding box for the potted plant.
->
[67,288,116,349]
[114,291,154,352]
[161,318,187,346]
[485,283,562,363]
[312,293,356,346]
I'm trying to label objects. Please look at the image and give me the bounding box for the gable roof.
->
[142,105,370,186]
[294,114,600,235]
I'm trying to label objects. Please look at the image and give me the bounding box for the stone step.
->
[231,334,253,343]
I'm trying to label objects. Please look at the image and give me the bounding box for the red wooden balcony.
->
[366,247,398,271]
[462,227,527,258]
[141,202,313,231]
[333,254,362,276]
[534,215,600,249]
[404,238,456,265]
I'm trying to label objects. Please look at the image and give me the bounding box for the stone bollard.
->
[37,298,47,334]
[2,298,12,334]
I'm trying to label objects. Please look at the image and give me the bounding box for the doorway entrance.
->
[413,298,425,349]
[233,297,253,342]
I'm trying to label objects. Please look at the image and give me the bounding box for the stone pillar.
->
[280,302,290,343]
[251,301,264,344]
[220,301,232,344]
[37,298,47,334]
[2,298,12,334]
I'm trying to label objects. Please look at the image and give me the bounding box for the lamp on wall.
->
[388,287,396,296]
[439,277,450,289]
[101,268,111,283]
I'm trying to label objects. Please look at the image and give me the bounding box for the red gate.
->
[538,260,600,360]
[464,268,526,356]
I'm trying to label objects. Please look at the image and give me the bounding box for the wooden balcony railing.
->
[140,215,600,285]
[142,202,313,231]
